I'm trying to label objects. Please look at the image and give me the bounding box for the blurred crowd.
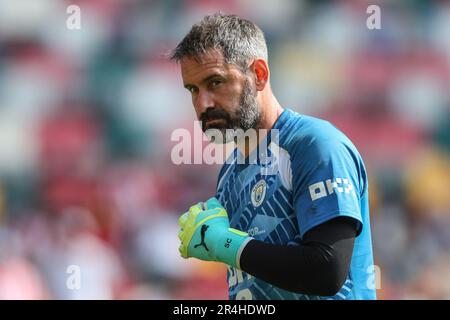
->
[0,0,449,299]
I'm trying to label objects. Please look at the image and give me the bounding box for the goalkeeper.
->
[172,13,376,300]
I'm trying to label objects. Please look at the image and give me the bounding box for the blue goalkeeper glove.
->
[178,197,252,269]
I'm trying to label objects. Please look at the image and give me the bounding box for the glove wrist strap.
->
[215,228,253,269]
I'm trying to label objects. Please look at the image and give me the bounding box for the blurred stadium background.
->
[0,0,449,299]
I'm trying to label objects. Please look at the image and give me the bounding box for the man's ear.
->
[251,59,269,91]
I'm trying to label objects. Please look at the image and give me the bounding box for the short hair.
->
[169,13,268,70]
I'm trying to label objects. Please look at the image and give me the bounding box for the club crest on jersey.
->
[251,179,267,207]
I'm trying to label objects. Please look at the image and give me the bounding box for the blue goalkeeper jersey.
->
[215,108,376,300]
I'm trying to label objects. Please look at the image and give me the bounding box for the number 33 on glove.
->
[178,197,253,270]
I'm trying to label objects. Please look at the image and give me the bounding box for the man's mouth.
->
[205,118,227,129]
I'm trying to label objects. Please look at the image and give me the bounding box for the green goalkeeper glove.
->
[178,197,252,269]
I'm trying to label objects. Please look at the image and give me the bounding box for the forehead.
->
[180,51,239,83]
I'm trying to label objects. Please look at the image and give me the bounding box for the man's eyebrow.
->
[201,73,226,84]
[184,73,226,89]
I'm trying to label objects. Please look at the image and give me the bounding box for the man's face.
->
[180,50,261,143]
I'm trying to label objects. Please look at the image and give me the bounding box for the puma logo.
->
[194,224,209,251]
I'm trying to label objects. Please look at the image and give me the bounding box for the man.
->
[171,13,376,300]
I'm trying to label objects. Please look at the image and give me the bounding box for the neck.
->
[259,93,284,131]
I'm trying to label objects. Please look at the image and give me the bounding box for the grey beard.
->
[237,79,261,131]
[206,79,261,144]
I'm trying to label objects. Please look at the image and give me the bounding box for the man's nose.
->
[195,89,214,115]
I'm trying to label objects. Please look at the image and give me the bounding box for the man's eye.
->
[187,87,197,94]
[210,80,222,88]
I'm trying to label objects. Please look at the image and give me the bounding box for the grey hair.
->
[169,13,268,70]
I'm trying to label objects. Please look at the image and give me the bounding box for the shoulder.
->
[277,110,356,160]
[276,110,367,192]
